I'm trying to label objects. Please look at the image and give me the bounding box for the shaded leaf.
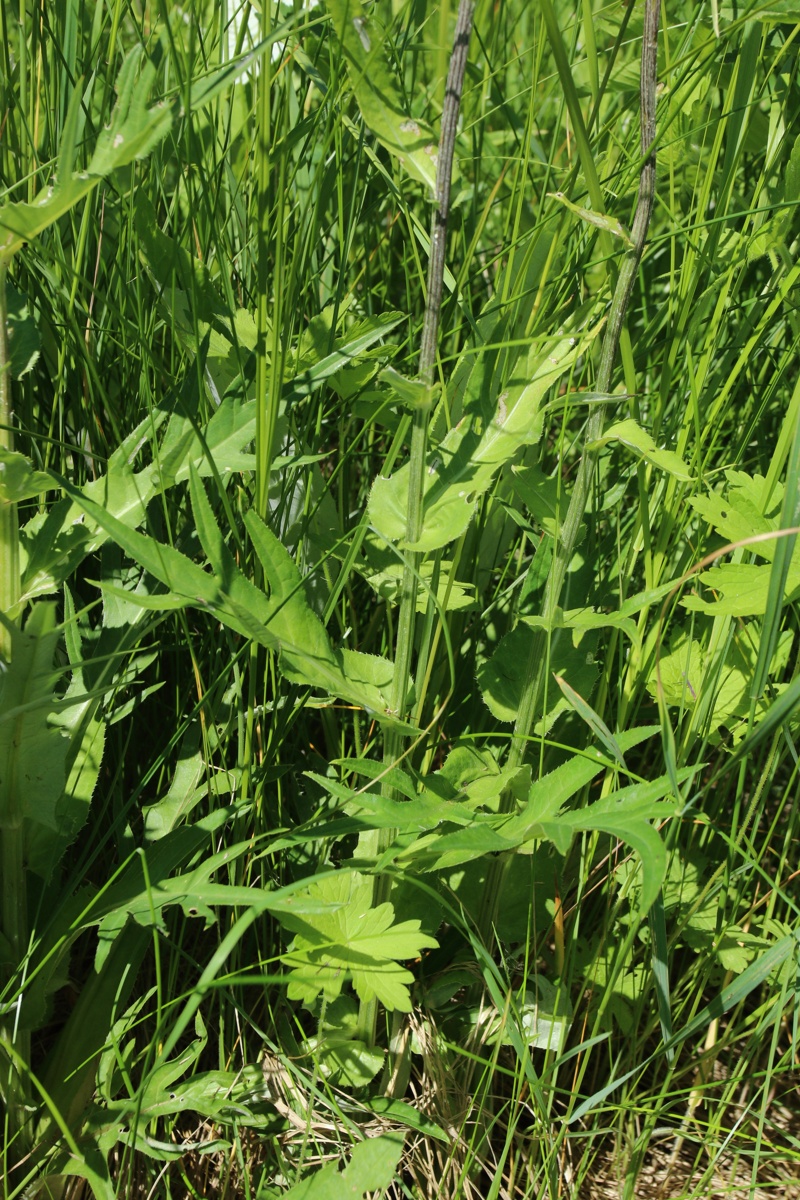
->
[327,0,440,193]
[370,317,600,551]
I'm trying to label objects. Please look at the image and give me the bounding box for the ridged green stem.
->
[0,256,31,1176]
[478,0,662,947]
[357,0,475,1049]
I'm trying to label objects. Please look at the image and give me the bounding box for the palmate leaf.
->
[278,870,437,1011]
[684,468,800,616]
[369,315,601,552]
[648,627,793,739]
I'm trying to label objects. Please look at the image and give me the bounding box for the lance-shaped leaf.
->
[588,418,694,481]
[369,317,601,552]
[55,471,406,722]
[326,0,440,193]
[0,50,172,260]
[19,381,259,604]
[25,588,106,879]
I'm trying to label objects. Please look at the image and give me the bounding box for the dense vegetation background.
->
[3,0,800,1196]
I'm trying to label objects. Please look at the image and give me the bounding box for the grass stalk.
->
[357,0,475,1050]
[0,257,31,1177]
[477,0,662,948]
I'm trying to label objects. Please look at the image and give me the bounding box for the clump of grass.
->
[2,2,800,1198]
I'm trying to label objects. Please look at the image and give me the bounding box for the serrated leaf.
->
[19,384,259,604]
[0,51,172,260]
[0,446,53,502]
[278,870,437,1011]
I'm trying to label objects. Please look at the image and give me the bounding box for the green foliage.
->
[369,313,601,551]
[279,870,437,1011]
[326,0,440,192]
[3,1,800,1195]
[272,1131,405,1200]
[0,49,173,263]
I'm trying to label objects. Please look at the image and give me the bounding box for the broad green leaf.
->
[278,870,437,1011]
[500,726,660,840]
[26,590,105,878]
[359,535,476,611]
[379,366,438,411]
[326,0,440,193]
[681,563,795,617]
[303,996,385,1087]
[486,976,573,1052]
[5,282,40,377]
[281,1164,349,1200]
[0,446,53,503]
[690,468,780,551]
[523,604,640,650]
[142,740,206,841]
[649,628,793,737]
[477,620,598,726]
[369,318,601,551]
[0,51,172,261]
[510,464,569,537]
[0,604,67,833]
[685,468,800,617]
[366,1097,448,1142]
[589,418,694,480]
[342,1131,405,1191]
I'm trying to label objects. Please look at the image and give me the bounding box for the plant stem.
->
[357,0,475,1048]
[0,261,19,653]
[478,0,662,947]
[0,256,30,1174]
